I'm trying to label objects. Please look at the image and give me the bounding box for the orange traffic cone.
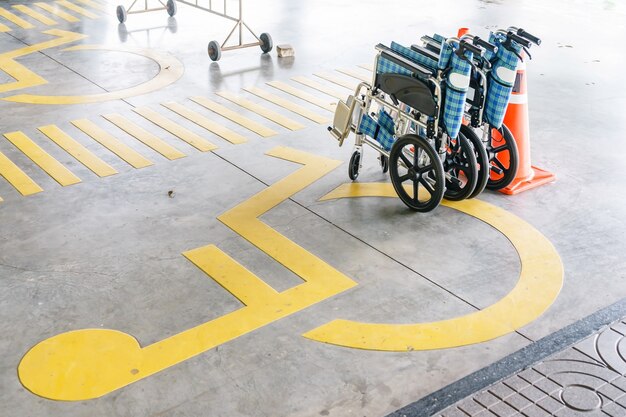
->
[457,27,470,37]
[500,53,555,195]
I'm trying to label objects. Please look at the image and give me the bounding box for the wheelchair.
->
[329,39,484,211]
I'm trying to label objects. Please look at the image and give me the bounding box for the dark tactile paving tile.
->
[436,317,626,416]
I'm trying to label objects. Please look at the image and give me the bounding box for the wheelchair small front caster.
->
[380,154,389,174]
[348,151,361,180]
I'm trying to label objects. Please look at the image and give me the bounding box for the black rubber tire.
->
[116,5,127,23]
[260,33,273,54]
[460,124,489,199]
[443,134,478,201]
[348,151,360,180]
[208,40,221,62]
[486,124,519,190]
[380,154,389,174]
[166,0,177,16]
[389,134,445,212]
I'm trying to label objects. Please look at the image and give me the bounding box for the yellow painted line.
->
[314,72,357,90]
[18,147,356,401]
[0,7,35,29]
[74,0,108,12]
[305,182,564,351]
[12,5,58,25]
[132,107,217,152]
[216,91,305,131]
[266,81,336,112]
[162,102,247,145]
[71,119,153,169]
[4,131,81,187]
[102,114,186,161]
[33,3,79,22]
[291,76,345,100]
[56,0,97,18]
[5,44,183,104]
[0,22,10,32]
[0,29,86,94]
[38,125,117,178]
[0,151,43,196]
[336,68,372,83]
[189,96,277,138]
[243,86,328,124]
[358,63,374,72]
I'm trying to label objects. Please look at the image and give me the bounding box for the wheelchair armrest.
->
[410,44,440,61]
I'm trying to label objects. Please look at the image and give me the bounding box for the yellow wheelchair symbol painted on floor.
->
[18,147,563,401]
[0,29,183,104]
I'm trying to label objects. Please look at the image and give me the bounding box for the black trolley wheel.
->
[116,5,127,23]
[208,40,222,62]
[259,33,273,54]
[166,0,177,16]
[442,134,478,201]
[348,151,361,180]
[486,124,519,190]
[389,134,445,212]
[460,124,489,199]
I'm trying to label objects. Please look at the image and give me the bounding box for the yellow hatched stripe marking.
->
[190,96,277,138]
[0,22,10,32]
[291,76,345,100]
[336,68,371,83]
[71,119,153,169]
[4,131,80,186]
[266,81,336,112]
[358,63,374,72]
[34,3,79,22]
[12,5,58,25]
[132,107,217,152]
[0,151,43,195]
[56,1,97,18]
[102,114,185,161]
[243,87,328,124]
[38,125,117,178]
[314,72,356,90]
[216,91,305,131]
[74,0,107,12]
[162,102,247,145]
[0,7,35,29]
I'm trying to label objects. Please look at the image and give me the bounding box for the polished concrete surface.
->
[0,0,625,416]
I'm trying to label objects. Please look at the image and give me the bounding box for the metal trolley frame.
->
[115,0,273,61]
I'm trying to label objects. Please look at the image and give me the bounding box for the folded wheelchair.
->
[329,26,541,212]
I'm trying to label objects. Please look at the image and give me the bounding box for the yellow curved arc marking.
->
[18,147,357,401]
[303,183,564,351]
[0,29,86,94]
[4,44,184,104]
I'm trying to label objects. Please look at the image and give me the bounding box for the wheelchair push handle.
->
[507,32,532,48]
[459,40,483,57]
[471,36,497,54]
[509,27,541,45]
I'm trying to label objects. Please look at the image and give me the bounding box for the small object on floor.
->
[167,190,175,198]
[277,44,295,58]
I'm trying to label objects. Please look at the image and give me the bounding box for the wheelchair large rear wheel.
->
[443,134,478,201]
[389,134,444,212]
[486,124,519,190]
[460,124,489,199]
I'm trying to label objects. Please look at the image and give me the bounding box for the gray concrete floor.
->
[0,0,625,416]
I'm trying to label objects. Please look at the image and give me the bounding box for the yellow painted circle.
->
[303,183,563,351]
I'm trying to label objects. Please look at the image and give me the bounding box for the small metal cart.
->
[115,0,273,61]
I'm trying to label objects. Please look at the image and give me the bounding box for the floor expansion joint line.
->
[132,106,217,151]
[161,102,247,144]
